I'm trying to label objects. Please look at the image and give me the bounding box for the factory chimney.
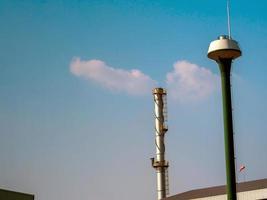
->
[151,88,169,200]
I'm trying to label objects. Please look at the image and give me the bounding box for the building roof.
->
[165,178,267,200]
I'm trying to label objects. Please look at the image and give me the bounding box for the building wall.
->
[238,188,267,200]
[192,188,267,200]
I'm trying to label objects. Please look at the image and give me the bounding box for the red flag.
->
[239,165,245,172]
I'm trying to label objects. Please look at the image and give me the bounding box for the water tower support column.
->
[218,58,237,200]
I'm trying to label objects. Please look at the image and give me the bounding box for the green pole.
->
[218,59,237,200]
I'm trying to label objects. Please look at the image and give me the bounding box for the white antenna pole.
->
[227,0,232,38]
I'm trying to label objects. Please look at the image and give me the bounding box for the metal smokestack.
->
[151,88,169,200]
[207,35,242,200]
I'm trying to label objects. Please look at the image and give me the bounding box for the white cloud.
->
[166,60,219,102]
[70,58,219,101]
[70,58,157,96]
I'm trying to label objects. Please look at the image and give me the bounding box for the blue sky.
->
[0,0,267,200]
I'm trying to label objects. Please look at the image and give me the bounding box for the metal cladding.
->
[152,88,169,200]
[207,35,242,200]
[208,35,241,61]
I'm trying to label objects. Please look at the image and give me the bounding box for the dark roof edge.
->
[0,188,34,197]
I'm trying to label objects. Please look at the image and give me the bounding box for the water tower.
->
[207,35,241,200]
